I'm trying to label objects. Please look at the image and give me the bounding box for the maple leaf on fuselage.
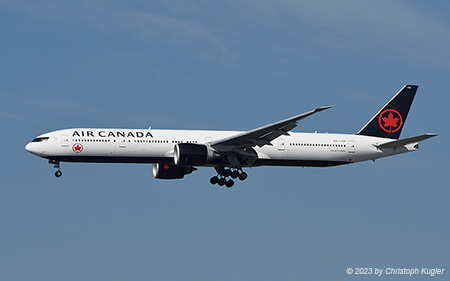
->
[382,113,399,129]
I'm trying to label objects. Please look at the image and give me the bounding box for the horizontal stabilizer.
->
[375,133,438,148]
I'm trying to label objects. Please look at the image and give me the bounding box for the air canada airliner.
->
[26,85,437,187]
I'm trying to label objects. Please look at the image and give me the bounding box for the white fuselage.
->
[25,128,418,167]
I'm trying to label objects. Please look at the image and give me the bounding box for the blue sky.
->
[1,1,449,280]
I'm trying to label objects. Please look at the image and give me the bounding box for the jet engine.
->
[152,163,189,179]
[174,143,215,166]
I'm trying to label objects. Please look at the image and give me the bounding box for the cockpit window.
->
[32,137,49,142]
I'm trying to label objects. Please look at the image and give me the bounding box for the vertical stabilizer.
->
[356,85,418,139]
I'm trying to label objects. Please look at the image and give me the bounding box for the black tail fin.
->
[356,85,418,139]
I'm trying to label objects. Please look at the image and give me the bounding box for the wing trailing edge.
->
[211,106,333,152]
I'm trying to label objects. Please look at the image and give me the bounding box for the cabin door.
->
[348,140,355,153]
[61,135,69,147]
[278,138,285,151]
[119,138,126,148]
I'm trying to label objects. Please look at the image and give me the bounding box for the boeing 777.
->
[25,85,437,187]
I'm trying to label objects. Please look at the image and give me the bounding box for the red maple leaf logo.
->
[72,143,83,153]
[378,109,403,133]
[382,113,399,129]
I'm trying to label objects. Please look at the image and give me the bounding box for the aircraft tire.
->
[238,172,247,181]
[210,176,219,185]
[222,169,232,177]
[218,178,226,186]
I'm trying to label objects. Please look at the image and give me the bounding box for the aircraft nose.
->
[25,142,41,156]
[25,142,32,153]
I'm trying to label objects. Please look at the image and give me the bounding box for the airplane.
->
[25,85,437,188]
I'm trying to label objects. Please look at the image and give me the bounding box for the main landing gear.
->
[210,168,248,188]
[49,159,62,178]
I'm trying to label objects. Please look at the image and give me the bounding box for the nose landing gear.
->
[49,159,62,178]
[55,170,62,178]
[210,167,248,188]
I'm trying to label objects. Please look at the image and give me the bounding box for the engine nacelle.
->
[152,163,187,179]
[174,143,215,166]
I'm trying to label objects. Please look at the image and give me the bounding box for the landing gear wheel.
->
[225,179,234,188]
[222,169,232,177]
[231,170,239,179]
[210,176,219,185]
[49,160,62,178]
[238,172,248,181]
[218,178,226,186]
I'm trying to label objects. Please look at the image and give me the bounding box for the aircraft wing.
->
[211,106,333,152]
[375,133,438,148]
